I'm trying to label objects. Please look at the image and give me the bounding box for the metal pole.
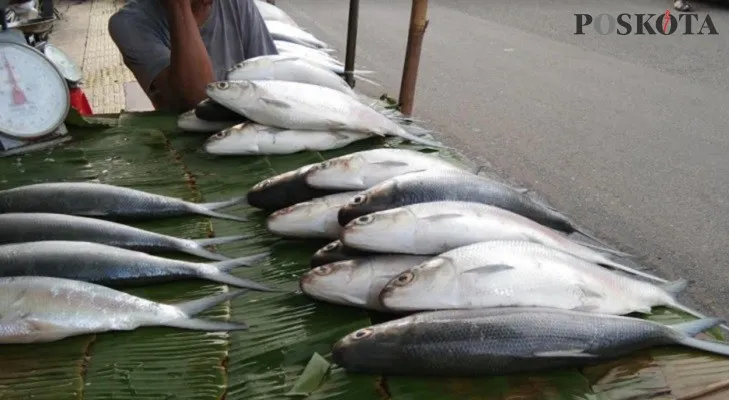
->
[398,0,429,116]
[343,0,359,88]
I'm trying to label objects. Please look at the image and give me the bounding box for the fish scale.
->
[331,307,729,376]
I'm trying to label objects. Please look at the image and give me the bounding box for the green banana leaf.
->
[1,110,729,400]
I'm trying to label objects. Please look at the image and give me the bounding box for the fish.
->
[305,148,467,191]
[226,55,358,98]
[300,255,430,311]
[274,41,339,63]
[0,240,275,291]
[195,98,248,122]
[0,276,251,343]
[331,307,729,376]
[377,240,718,328]
[246,162,342,211]
[205,80,444,148]
[254,0,299,27]
[0,181,248,222]
[266,191,359,239]
[177,109,242,133]
[0,212,247,261]
[337,168,595,238]
[204,122,373,156]
[265,20,329,49]
[339,201,661,282]
[310,240,378,268]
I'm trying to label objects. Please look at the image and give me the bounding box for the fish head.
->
[265,200,318,235]
[379,256,459,311]
[332,319,411,372]
[300,260,374,307]
[205,80,257,106]
[337,182,398,226]
[203,123,249,154]
[305,155,365,189]
[341,208,417,253]
[311,240,350,267]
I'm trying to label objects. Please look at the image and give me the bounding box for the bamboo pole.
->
[343,0,360,88]
[398,0,429,116]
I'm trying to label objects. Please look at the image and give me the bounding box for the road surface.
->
[274,0,729,317]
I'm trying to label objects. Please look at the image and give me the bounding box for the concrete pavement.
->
[275,0,729,317]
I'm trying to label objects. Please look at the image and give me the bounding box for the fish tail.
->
[575,240,637,259]
[180,235,250,261]
[212,251,271,271]
[353,74,382,87]
[601,257,668,283]
[677,336,729,356]
[200,271,280,292]
[671,318,724,337]
[162,317,249,331]
[174,288,249,317]
[391,126,448,149]
[189,197,249,222]
[669,302,729,333]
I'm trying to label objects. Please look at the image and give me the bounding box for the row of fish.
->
[176,2,440,157]
[236,146,729,376]
[0,181,282,343]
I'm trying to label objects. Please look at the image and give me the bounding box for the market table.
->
[1,111,728,400]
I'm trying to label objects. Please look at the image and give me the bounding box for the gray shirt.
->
[108,0,278,99]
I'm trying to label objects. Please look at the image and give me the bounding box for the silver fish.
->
[204,123,371,156]
[337,168,592,237]
[246,162,342,211]
[205,80,444,148]
[310,240,377,268]
[0,240,274,291]
[254,0,299,27]
[305,148,467,191]
[264,20,329,49]
[332,307,729,376]
[0,276,250,343]
[274,41,339,63]
[378,240,716,328]
[0,181,248,222]
[177,109,242,133]
[340,201,660,282]
[0,212,247,261]
[266,191,358,239]
[226,55,358,98]
[300,255,430,311]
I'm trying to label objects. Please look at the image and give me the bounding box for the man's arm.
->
[161,0,215,111]
[108,1,214,111]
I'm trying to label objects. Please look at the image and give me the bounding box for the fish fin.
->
[173,289,250,317]
[514,187,529,194]
[574,240,637,259]
[533,349,599,358]
[200,271,279,292]
[662,279,689,297]
[325,120,357,133]
[78,210,109,217]
[463,264,514,275]
[162,317,249,331]
[273,56,305,63]
[183,235,250,261]
[189,197,249,222]
[678,336,729,357]
[390,127,447,149]
[671,318,724,337]
[353,73,382,87]
[260,97,292,108]
[371,160,410,167]
[422,213,465,222]
[212,252,271,271]
[668,303,729,333]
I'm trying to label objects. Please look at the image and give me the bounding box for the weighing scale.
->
[0,25,71,155]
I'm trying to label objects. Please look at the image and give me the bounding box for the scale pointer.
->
[2,52,28,106]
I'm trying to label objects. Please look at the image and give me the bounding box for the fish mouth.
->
[338,206,371,226]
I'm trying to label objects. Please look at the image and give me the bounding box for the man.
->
[108,0,278,111]
[674,0,691,11]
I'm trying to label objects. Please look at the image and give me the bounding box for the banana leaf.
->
[1,110,729,400]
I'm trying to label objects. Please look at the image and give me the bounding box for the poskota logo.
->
[575,10,718,35]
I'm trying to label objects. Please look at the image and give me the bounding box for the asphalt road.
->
[274,0,729,317]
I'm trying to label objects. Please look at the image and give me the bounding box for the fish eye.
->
[393,271,415,287]
[313,265,334,275]
[322,241,341,252]
[212,130,230,140]
[216,81,230,90]
[351,328,373,340]
[354,215,374,225]
[351,194,367,205]
[236,62,244,69]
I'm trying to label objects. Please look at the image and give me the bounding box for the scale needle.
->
[2,52,28,106]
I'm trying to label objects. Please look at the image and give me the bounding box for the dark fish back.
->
[195,98,248,122]
[310,241,375,267]
[247,170,341,211]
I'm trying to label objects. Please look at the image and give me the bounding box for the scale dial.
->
[43,43,82,83]
[0,41,70,139]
